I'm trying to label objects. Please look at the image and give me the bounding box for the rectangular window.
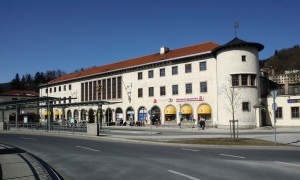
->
[117,77,122,99]
[148,70,154,78]
[138,72,143,80]
[291,107,299,118]
[45,88,48,94]
[185,64,192,73]
[242,55,246,62]
[112,77,116,99]
[85,82,88,101]
[54,87,56,92]
[172,66,178,75]
[200,61,207,71]
[81,83,84,102]
[149,87,154,97]
[97,80,102,100]
[232,75,239,86]
[200,82,207,92]
[93,81,97,100]
[160,86,166,96]
[107,78,111,99]
[186,83,192,94]
[50,88,52,93]
[102,79,106,99]
[64,85,66,91]
[242,75,248,86]
[138,88,143,98]
[160,68,165,77]
[242,102,250,111]
[69,84,72,90]
[172,85,178,95]
[251,75,256,86]
[275,107,282,119]
[59,86,61,92]
[89,82,92,101]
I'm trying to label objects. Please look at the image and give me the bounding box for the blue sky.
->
[0,0,299,83]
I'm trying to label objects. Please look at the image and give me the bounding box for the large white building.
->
[39,37,265,129]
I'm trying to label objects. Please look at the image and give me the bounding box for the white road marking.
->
[219,153,245,159]
[20,137,38,141]
[168,170,201,180]
[76,146,100,152]
[181,148,199,152]
[275,161,300,167]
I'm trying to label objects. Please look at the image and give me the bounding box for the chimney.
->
[284,78,289,94]
[160,47,169,54]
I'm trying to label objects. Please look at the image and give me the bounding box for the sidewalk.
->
[103,125,300,146]
[0,143,61,180]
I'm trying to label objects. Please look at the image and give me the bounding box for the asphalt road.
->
[1,133,300,180]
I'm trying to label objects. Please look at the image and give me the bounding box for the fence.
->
[4,123,87,133]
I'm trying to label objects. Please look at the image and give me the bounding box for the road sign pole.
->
[273,98,277,146]
[271,90,277,146]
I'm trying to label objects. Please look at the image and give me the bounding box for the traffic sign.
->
[270,90,277,100]
[272,103,277,111]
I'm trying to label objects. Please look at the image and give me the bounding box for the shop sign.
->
[176,96,204,102]
[287,99,300,103]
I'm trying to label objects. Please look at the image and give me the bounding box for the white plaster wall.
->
[267,95,300,126]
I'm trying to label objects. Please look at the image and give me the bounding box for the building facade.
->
[39,37,264,129]
[0,90,39,123]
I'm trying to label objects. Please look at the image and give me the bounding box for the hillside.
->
[261,45,300,74]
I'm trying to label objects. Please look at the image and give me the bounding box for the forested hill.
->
[261,44,300,74]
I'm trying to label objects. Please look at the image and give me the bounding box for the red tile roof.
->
[49,42,220,84]
[0,90,39,97]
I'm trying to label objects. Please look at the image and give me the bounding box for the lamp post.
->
[47,84,50,132]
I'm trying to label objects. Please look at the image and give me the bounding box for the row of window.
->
[231,74,256,87]
[46,84,72,94]
[137,82,208,97]
[137,61,207,80]
[81,76,122,102]
[275,107,300,119]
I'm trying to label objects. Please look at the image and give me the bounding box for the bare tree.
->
[223,78,241,140]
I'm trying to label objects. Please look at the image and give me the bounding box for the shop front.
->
[164,105,176,125]
[180,104,194,125]
[198,104,212,126]
[150,106,161,126]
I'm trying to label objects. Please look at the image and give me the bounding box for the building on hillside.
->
[37,37,269,129]
[0,90,39,123]
[269,70,300,85]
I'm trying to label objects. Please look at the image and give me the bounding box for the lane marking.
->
[20,137,38,141]
[275,161,300,167]
[168,170,201,180]
[76,146,100,152]
[181,148,199,152]
[219,154,245,159]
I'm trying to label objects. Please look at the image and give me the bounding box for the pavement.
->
[1,125,300,179]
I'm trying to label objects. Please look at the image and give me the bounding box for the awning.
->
[164,106,176,114]
[198,105,211,114]
[54,110,60,115]
[181,105,192,114]
[44,111,51,115]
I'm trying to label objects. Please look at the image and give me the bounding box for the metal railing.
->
[5,123,87,133]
